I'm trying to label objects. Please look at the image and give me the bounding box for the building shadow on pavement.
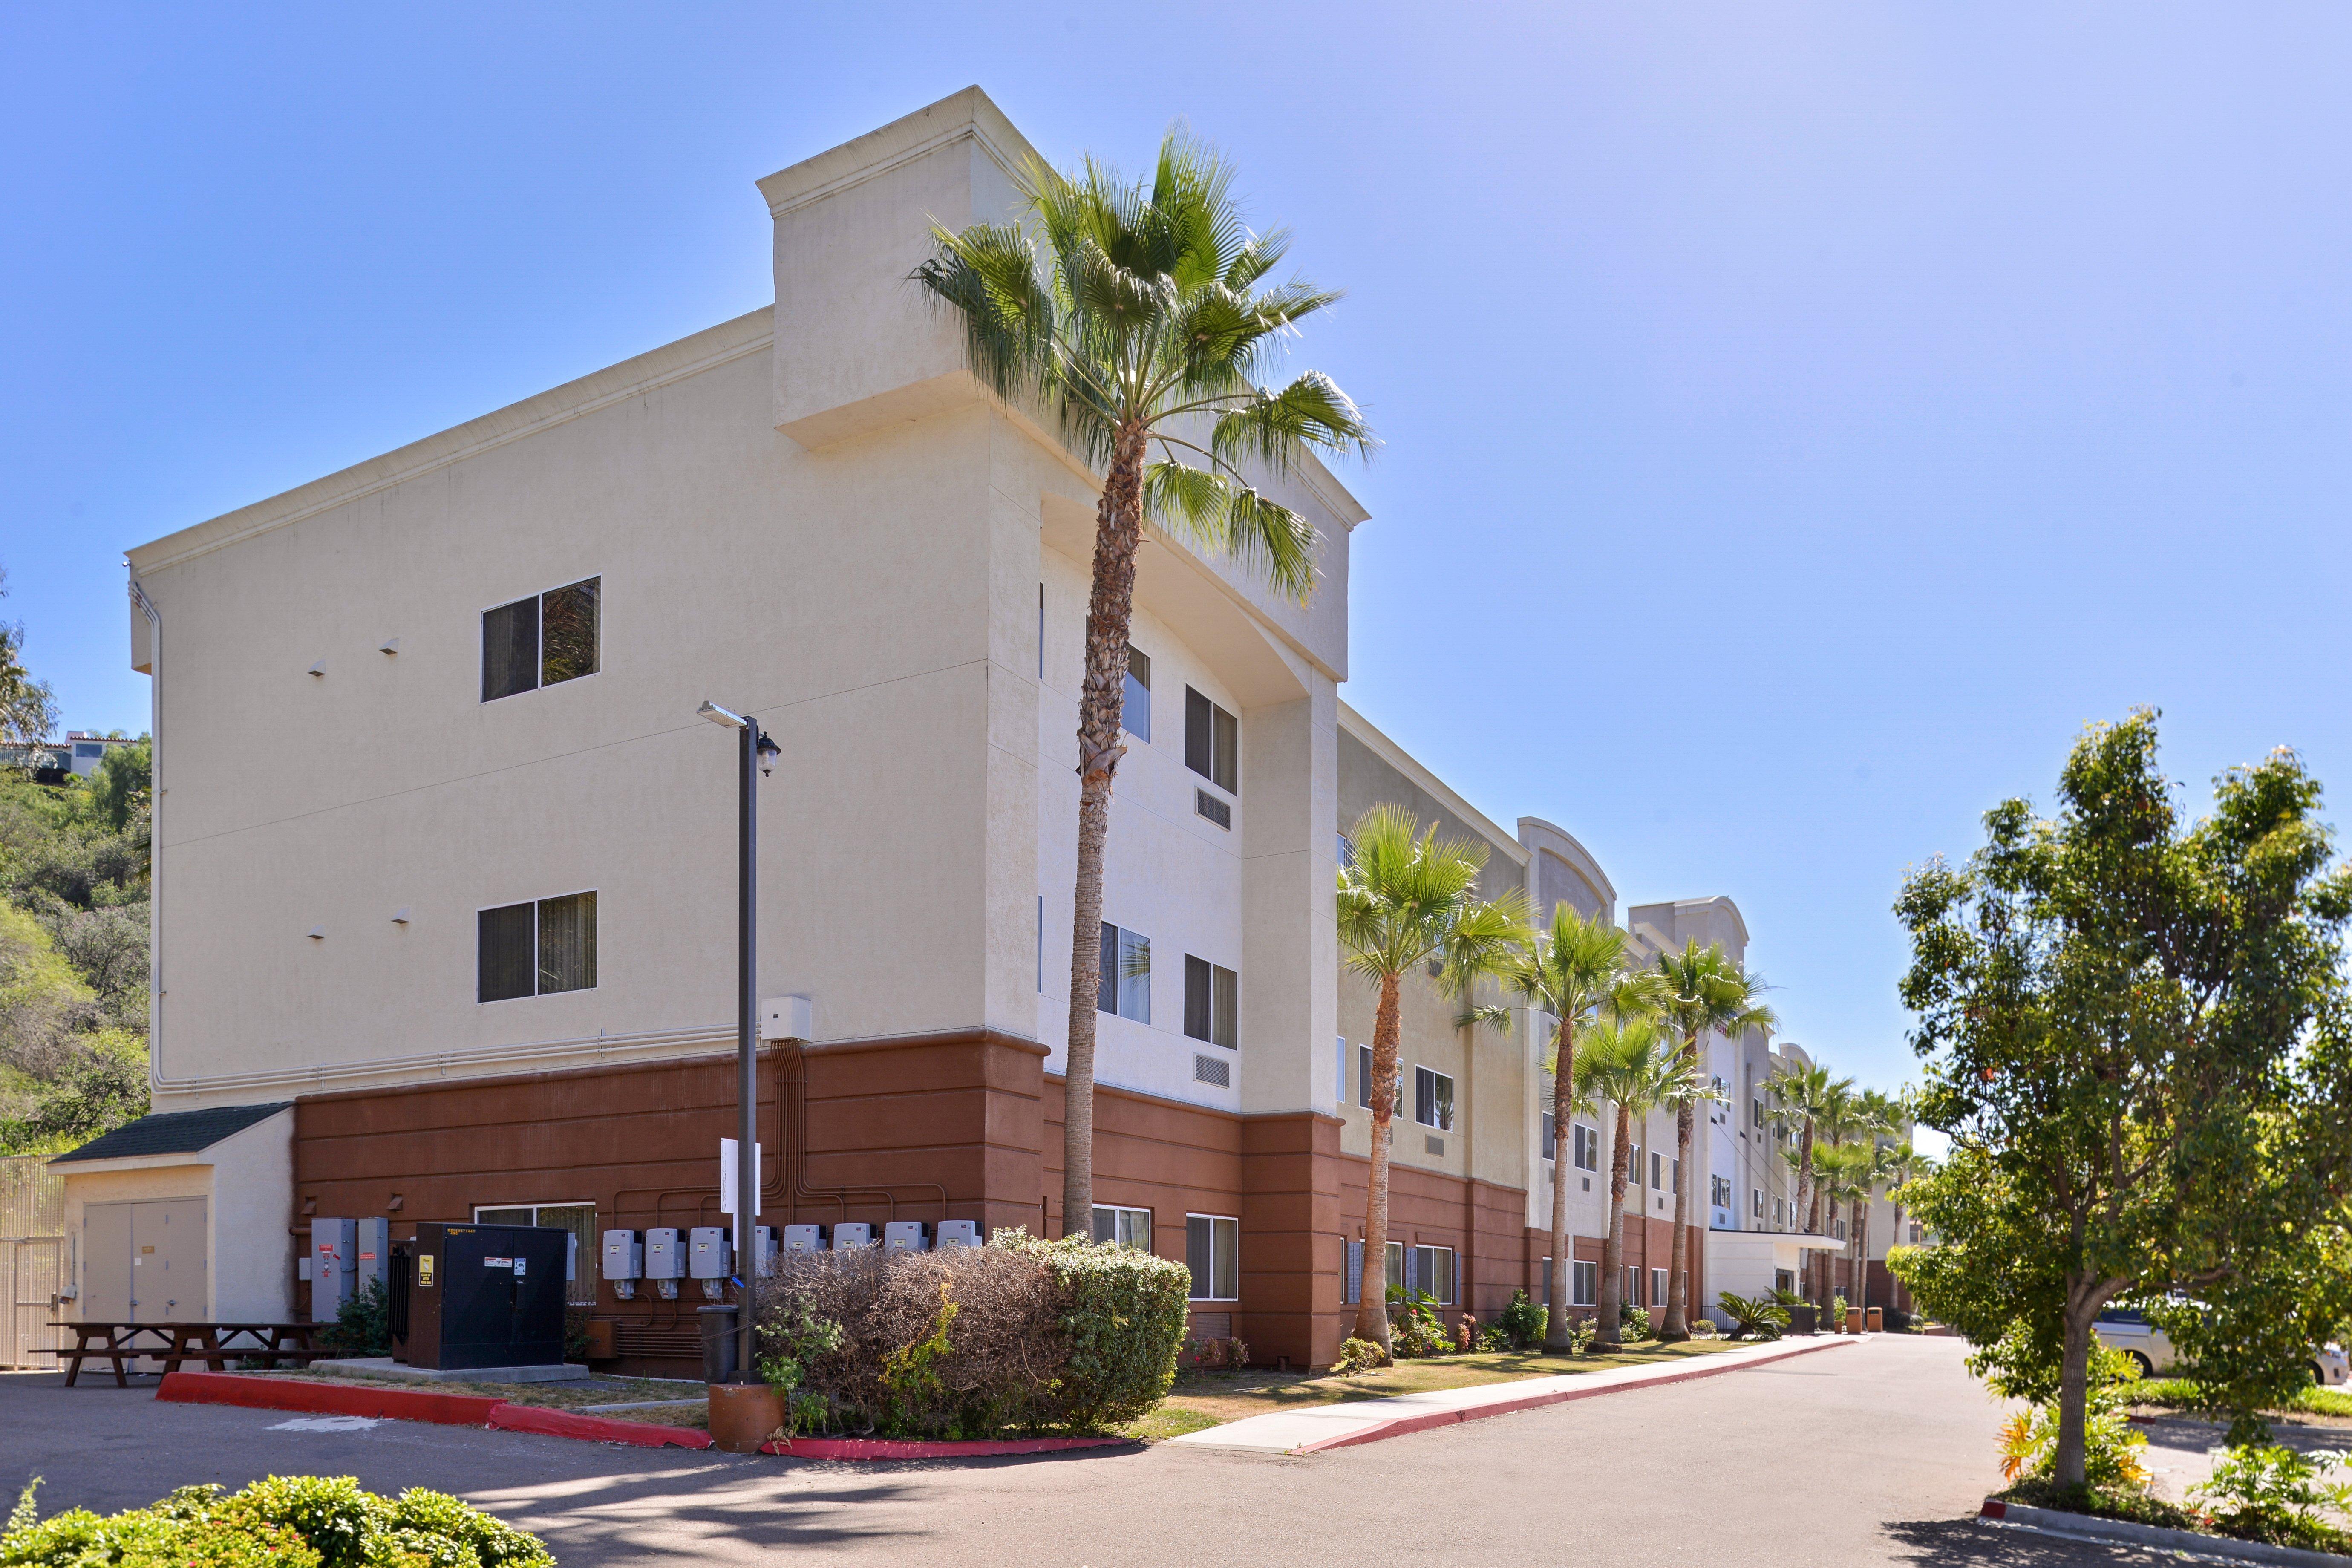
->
[1884,1518,2175,1565]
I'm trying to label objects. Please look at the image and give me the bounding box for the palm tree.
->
[1847,1090,1902,1314]
[1649,942,1777,1340]
[1573,1014,1694,1350]
[1497,906,1661,1352]
[1767,1062,1847,1238]
[1811,1141,1871,1322]
[1336,805,1528,1355]
[1802,1077,1860,1305]
[915,137,1374,1236]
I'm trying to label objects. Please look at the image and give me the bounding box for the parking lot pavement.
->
[0,1341,2187,1566]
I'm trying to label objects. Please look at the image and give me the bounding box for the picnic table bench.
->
[48,1321,340,1387]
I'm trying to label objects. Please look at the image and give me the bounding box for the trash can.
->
[1788,1303,1818,1336]
[697,1303,739,1384]
[1845,1306,1865,1335]
[1866,1306,1884,1333]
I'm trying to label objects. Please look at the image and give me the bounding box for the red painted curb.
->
[157,1372,501,1427]
[758,1433,1130,1461]
[1980,1499,2009,1520]
[1295,1337,1858,1453]
[486,1403,713,1450]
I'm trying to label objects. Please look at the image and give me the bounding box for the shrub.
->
[0,1477,549,1568]
[318,1280,389,1359]
[1388,1293,1448,1358]
[1620,1304,1652,1342]
[754,1228,1188,1438]
[1475,1326,1510,1353]
[1455,1316,1476,1353]
[2188,1445,2352,1551]
[1561,1313,1597,1355]
[1717,1291,1788,1342]
[1498,1290,1546,1350]
[1998,1348,2151,1493]
[1333,1337,1387,1375]
[1687,1316,1721,1339]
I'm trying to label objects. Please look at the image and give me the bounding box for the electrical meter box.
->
[643,1228,685,1280]
[751,1225,778,1275]
[782,1224,826,1255]
[602,1230,643,1281]
[936,1219,982,1249]
[310,1219,356,1321]
[830,1222,874,1250]
[883,1221,929,1254]
[388,1222,566,1370]
[688,1226,732,1280]
[355,1217,389,1295]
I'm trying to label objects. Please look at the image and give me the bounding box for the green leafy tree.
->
[1650,940,1776,1340]
[1335,804,1527,1354]
[1497,905,1660,1352]
[915,136,1373,1236]
[0,567,57,749]
[1890,711,2352,1485]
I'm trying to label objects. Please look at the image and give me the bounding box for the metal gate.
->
[0,1154,66,1369]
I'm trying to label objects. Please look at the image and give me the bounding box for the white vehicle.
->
[2095,1304,2350,1386]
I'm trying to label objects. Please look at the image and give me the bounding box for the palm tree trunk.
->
[1661,1087,1695,1340]
[1543,1019,1576,1353]
[1821,1196,1839,1319]
[1352,970,1404,1354]
[1059,423,1148,1241]
[1856,1199,1871,1317]
[1597,1103,1631,1349]
[1794,1122,1815,1228]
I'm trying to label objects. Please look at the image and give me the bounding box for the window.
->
[1540,1112,1556,1158]
[1091,1205,1151,1250]
[481,577,599,702]
[1036,896,1043,993]
[1122,646,1151,740]
[1337,833,1354,870]
[1834,1218,1847,1240]
[471,1202,597,1304]
[1183,955,1239,1049]
[1773,1197,1786,1225]
[1184,688,1239,794]
[1712,1175,1733,1209]
[1097,923,1150,1021]
[1625,1266,1639,1307]
[1751,1096,1765,1129]
[1195,789,1231,830]
[1649,1151,1662,1190]
[1336,1037,1347,1108]
[1574,1259,1597,1307]
[1386,1241,1405,1294]
[1414,1067,1454,1131]
[1752,1187,1765,1218]
[1185,1214,1238,1300]
[1344,1239,1365,1304]
[1574,1124,1599,1172]
[1036,583,1044,679]
[1650,1267,1667,1306]
[478,891,597,1002]
[1401,1245,1456,1305]
[1910,1223,1923,1244]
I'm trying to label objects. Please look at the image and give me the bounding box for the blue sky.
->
[6,4,2348,1101]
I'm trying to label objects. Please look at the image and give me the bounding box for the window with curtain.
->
[1184,686,1239,794]
[1185,1214,1238,1301]
[1096,923,1150,1022]
[1183,955,1239,1049]
[1091,1205,1151,1250]
[477,892,596,1002]
[1413,1067,1454,1131]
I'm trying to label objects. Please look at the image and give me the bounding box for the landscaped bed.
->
[244,1365,715,1427]
[1122,1339,1742,1441]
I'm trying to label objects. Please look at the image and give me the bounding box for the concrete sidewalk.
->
[1168,1334,1857,1453]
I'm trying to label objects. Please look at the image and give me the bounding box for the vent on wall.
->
[1193,1054,1230,1087]
[1426,1136,1445,1156]
[1195,790,1230,830]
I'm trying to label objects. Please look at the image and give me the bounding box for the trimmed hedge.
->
[2,1476,552,1568]
[755,1228,1190,1438]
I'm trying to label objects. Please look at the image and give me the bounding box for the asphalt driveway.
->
[0,1337,2185,1565]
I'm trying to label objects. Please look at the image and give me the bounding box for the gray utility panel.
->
[643,1228,684,1280]
[688,1227,732,1280]
[310,1218,357,1320]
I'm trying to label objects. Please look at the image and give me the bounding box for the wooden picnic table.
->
[47,1321,338,1387]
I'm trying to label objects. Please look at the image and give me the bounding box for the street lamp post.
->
[699,700,778,1380]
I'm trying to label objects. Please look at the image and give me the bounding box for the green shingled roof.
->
[49,1101,291,1164]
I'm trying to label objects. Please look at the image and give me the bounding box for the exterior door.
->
[81,1202,133,1320]
[133,1199,207,1321]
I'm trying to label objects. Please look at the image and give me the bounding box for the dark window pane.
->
[538,891,597,994]
[1212,1217,1238,1300]
[1194,789,1230,829]
[1211,964,1238,1050]
[1358,1045,1372,1109]
[1186,1215,1211,1299]
[1184,954,1211,1042]
[1098,922,1118,1015]
[1185,688,1213,777]
[540,578,600,686]
[1213,705,1238,794]
[478,902,535,1001]
[1415,1066,1433,1126]
[482,598,538,702]
[1122,646,1150,741]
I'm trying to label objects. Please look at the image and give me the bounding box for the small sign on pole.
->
[720,1137,764,1218]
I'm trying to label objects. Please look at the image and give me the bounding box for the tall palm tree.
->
[1336,805,1528,1355]
[1801,1077,1860,1304]
[1767,1062,1846,1237]
[1811,1141,1871,1320]
[916,136,1374,1237]
[1497,906,1662,1352]
[1572,1015,1671,1350]
[1649,942,1777,1340]
[1847,1090,1902,1314]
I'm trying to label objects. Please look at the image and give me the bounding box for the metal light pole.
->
[699,700,777,1379]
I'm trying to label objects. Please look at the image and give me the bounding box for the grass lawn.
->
[251,1365,712,1424]
[1119,1337,1742,1440]
[2127,1375,2352,1423]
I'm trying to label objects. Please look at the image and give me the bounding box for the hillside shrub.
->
[754,1229,1188,1438]
[1498,1290,1546,1350]
[1,1476,550,1568]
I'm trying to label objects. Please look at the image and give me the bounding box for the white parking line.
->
[265,1416,383,1432]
